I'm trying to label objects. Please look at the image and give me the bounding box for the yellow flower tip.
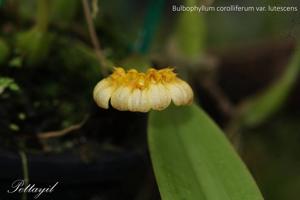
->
[93,67,193,112]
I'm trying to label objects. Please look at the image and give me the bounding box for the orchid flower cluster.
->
[93,67,193,112]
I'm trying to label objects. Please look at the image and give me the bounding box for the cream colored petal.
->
[177,79,193,104]
[93,79,110,100]
[128,89,142,112]
[93,79,115,109]
[111,86,131,111]
[166,83,186,105]
[167,79,193,105]
[94,87,115,109]
[148,83,171,110]
[128,89,151,112]
[138,90,151,112]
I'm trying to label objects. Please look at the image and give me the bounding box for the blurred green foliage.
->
[51,0,80,25]
[240,43,300,127]
[0,77,19,94]
[0,0,5,7]
[17,29,54,65]
[243,111,300,200]
[0,39,9,64]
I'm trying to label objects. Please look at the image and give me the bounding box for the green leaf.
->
[240,44,300,127]
[0,77,20,94]
[9,57,23,68]
[148,104,264,200]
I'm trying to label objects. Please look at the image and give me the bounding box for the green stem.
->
[176,0,206,59]
[36,0,49,32]
[19,151,29,200]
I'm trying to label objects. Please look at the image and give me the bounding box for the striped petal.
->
[176,79,193,105]
[166,79,193,105]
[93,79,115,109]
[128,89,142,112]
[139,90,151,112]
[148,83,171,110]
[111,86,131,111]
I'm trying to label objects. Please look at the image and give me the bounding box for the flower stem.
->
[36,0,49,32]
[82,0,112,75]
[19,151,29,200]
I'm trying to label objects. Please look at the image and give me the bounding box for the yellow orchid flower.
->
[93,67,193,112]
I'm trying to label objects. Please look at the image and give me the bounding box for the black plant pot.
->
[0,149,147,200]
